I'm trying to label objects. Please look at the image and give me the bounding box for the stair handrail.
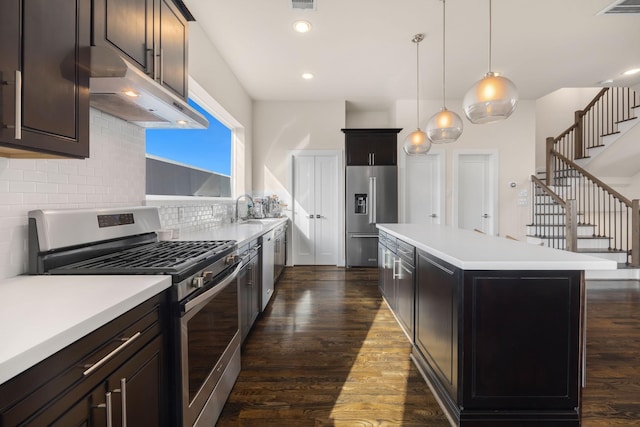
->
[531,174,567,207]
[530,175,578,251]
[546,87,640,178]
[548,149,639,266]
[552,150,632,206]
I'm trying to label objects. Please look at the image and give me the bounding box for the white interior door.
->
[293,155,315,264]
[292,153,339,265]
[406,152,443,224]
[455,153,497,235]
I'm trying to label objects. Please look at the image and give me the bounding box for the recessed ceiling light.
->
[177,120,188,125]
[124,90,139,97]
[302,72,314,80]
[623,68,640,76]
[293,20,312,33]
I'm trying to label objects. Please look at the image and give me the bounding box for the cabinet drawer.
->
[0,293,166,426]
[396,239,415,266]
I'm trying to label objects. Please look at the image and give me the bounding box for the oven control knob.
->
[192,271,213,289]
[225,255,239,265]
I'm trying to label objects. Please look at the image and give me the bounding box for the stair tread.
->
[527,235,610,240]
[576,248,627,254]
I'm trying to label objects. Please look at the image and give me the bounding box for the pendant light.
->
[426,0,463,144]
[403,34,431,156]
[462,0,518,124]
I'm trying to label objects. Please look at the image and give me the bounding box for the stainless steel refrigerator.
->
[346,165,397,267]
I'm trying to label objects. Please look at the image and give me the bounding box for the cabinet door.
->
[415,251,459,398]
[0,0,90,158]
[238,261,251,341]
[368,136,396,165]
[395,260,414,341]
[100,0,154,74]
[157,0,187,98]
[345,138,372,165]
[49,387,108,427]
[107,335,166,427]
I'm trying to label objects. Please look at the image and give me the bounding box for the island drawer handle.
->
[83,332,142,376]
[423,256,455,276]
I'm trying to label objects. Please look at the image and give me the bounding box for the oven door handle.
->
[182,261,243,314]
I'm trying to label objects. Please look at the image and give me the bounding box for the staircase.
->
[528,87,640,280]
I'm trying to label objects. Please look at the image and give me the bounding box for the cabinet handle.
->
[423,256,455,275]
[315,214,321,218]
[372,152,375,165]
[308,214,314,219]
[160,48,164,83]
[153,47,159,80]
[112,378,127,427]
[392,258,401,278]
[14,70,21,140]
[2,71,22,139]
[145,48,154,76]
[83,332,141,376]
[94,391,113,427]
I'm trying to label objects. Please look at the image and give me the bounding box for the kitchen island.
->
[377,223,616,427]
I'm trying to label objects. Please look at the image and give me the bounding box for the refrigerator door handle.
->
[369,176,377,224]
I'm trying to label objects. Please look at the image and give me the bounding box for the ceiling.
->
[183,0,640,111]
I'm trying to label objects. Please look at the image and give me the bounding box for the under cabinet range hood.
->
[88,46,208,129]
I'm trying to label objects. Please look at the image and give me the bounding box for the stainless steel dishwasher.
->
[261,229,275,310]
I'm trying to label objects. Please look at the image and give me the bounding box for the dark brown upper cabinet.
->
[93,0,189,100]
[0,0,90,158]
[342,128,401,166]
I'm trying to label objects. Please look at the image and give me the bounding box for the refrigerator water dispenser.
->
[354,194,367,214]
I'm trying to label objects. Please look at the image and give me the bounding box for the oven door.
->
[178,261,242,427]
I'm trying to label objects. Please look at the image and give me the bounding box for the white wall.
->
[394,99,536,240]
[252,100,346,197]
[535,88,602,171]
[345,110,392,128]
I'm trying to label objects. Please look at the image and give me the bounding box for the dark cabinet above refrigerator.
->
[342,128,401,166]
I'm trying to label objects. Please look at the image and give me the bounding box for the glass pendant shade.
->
[426,108,463,144]
[463,71,518,124]
[403,129,431,155]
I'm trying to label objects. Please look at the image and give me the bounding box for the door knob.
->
[316,214,322,218]
[308,214,314,219]
[430,214,437,218]
[482,214,490,218]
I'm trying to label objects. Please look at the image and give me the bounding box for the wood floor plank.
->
[216,267,640,427]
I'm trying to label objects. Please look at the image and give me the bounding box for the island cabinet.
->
[413,248,583,427]
[378,231,415,341]
[0,293,169,427]
[0,0,90,158]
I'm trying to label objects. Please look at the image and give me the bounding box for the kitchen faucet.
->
[235,194,254,222]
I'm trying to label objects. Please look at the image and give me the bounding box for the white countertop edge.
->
[0,275,171,386]
[378,224,617,271]
[179,218,288,247]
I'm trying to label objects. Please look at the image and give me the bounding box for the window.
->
[145,98,233,197]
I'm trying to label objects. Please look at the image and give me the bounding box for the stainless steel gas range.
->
[28,206,242,427]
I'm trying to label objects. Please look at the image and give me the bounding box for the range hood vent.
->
[89,46,208,129]
[599,0,640,14]
[291,0,316,10]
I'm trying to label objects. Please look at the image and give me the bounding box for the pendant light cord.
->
[488,0,492,72]
[442,0,446,108]
[416,37,420,129]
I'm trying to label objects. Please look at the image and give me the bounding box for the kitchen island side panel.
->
[412,260,584,426]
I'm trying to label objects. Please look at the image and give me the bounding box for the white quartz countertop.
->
[0,275,171,386]
[377,223,617,271]
[179,218,288,246]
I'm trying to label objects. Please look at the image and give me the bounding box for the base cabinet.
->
[0,293,169,427]
[413,249,584,426]
[378,232,414,341]
[239,240,261,342]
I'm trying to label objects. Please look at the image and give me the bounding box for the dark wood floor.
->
[216,267,640,426]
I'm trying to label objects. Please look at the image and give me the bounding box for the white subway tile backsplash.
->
[1,108,236,280]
